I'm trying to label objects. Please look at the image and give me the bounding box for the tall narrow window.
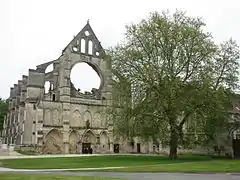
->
[44,81,50,94]
[52,94,56,101]
[81,39,86,53]
[88,40,93,55]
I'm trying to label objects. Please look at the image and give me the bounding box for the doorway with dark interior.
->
[233,138,240,158]
[137,143,141,153]
[114,144,120,153]
[82,143,91,154]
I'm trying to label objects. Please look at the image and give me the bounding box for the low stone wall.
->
[15,145,43,153]
[0,144,8,150]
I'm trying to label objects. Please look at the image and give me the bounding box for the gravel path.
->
[0,171,239,180]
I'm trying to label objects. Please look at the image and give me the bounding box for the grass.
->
[0,155,211,169]
[0,174,124,180]
[76,159,240,173]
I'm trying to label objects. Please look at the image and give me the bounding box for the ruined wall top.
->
[8,21,111,103]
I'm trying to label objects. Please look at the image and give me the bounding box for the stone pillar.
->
[77,143,82,154]
[59,55,71,155]
[110,142,113,153]
[64,142,69,154]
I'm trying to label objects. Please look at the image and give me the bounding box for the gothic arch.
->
[233,129,240,139]
[69,130,78,154]
[93,112,101,128]
[71,110,81,127]
[100,131,109,151]
[82,130,96,144]
[83,111,92,128]
[43,129,63,154]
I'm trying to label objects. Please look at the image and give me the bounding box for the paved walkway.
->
[0,166,128,172]
[0,153,158,160]
[0,171,239,180]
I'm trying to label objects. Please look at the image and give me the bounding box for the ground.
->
[79,160,240,173]
[0,172,239,180]
[0,154,239,180]
[0,174,124,180]
[0,155,212,169]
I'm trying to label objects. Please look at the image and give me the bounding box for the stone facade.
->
[1,22,117,154]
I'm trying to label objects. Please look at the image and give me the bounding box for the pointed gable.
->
[62,21,104,58]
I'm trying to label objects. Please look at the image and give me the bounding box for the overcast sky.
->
[0,0,240,99]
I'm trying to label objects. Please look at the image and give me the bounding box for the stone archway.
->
[69,130,78,154]
[82,130,96,144]
[82,130,96,154]
[43,129,63,154]
[100,131,109,153]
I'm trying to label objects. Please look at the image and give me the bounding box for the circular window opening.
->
[85,31,90,36]
[70,62,101,93]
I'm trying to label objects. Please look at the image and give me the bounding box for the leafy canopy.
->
[108,10,240,154]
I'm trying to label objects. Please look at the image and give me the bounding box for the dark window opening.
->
[131,141,134,149]
[97,137,100,144]
[137,143,141,153]
[52,94,56,101]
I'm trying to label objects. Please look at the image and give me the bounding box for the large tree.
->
[108,10,240,159]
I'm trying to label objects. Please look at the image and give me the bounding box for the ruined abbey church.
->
[1,22,157,154]
[2,22,240,157]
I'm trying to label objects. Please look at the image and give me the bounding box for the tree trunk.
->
[169,127,178,160]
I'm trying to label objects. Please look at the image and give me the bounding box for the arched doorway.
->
[43,129,63,154]
[232,130,240,158]
[69,131,78,154]
[100,131,109,153]
[82,130,96,154]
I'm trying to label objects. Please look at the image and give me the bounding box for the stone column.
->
[110,142,114,153]
[64,142,69,154]
[77,143,82,154]
[59,55,71,155]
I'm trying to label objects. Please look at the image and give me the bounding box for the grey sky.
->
[0,0,240,99]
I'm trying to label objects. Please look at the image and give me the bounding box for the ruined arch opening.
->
[70,62,101,93]
[100,131,109,151]
[44,81,53,94]
[43,129,63,154]
[45,64,54,73]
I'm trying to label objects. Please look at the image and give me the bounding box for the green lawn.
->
[0,155,211,169]
[79,160,240,173]
[0,174,124,180]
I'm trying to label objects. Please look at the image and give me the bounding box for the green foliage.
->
[0,98,8,131]
[108,10,240,158]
